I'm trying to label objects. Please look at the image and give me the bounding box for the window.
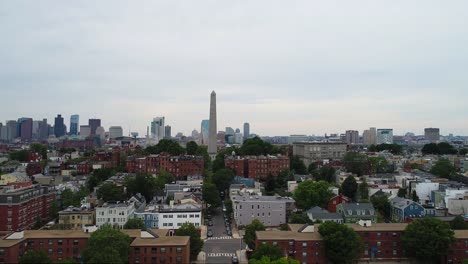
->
[302,252,307,258]
[152,248,157,253]
[58,248,63,255]
[393,242,397,247]
[393,250,397,255]
[377,241,381,247]
[48,240,53,245]
[273,242,277,246]
[364,250,368,255]
[161,248,166,253]
[176,256,182,264]
[302,242,307,248]
[289,241,294,246]
[377,232,381,237]
[48,249,53,254]
[58,240,63,245]
[73,240,78,246]
[176,247,182,253]
[134,248,140,254]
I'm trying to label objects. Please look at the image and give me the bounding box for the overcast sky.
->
[1,1,467,137]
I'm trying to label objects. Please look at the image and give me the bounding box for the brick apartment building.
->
[224,155,290,179]
[255,222,468,263]
[0,229,190,264]
[0,185,55,233]
[126,154,204,179]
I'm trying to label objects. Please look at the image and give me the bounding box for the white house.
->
[96,201,135,229]
[158,202,202,229]
[415,182,439,204]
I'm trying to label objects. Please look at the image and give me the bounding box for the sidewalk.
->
[236,250,248,264]
[200,225,207,240]
[232,224,241,239]
[195,251,206,264]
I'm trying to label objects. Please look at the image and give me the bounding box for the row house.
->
[126,154,204,179]
[224,155,290,180]
[0,185,55,232]
[390,197,425,222]
[336,203,377,223]
[58,207,95,230]
[0,229,190,264]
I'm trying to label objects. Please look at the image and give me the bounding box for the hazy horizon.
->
[1,1,467,136]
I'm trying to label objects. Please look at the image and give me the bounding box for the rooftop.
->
[231,194,295,203]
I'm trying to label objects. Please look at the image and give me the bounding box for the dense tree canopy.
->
[450,215,468,230]
[145,139,185,156]
[368,156,391,174]
[397,188,407,198]
[9,149,30,162]
[250,257,300,264]
[318,221,363,264]
[460,148,468,156]
[290,156,307,175]
[401,218,455,263]
[19,250,52,264]
[97,182,124,202]
[358,178,369,200]
[289,212,312,224]
[61,186,89,208]
[293,180,334,209]
[82,225,132,264]
[422,142,457,155]
[124,173,158,202]
[370,195,391,220]
[176,223,204,260]
[87,168,115,191]
[244,219,266,250]
[430,158,457,180]
[368,144,403,155]
[239,137,280,156]
[343,152,369,176]
[30,143,48,159]
[341,176,358,200]
[186,141,199,155]
[251,244,283,261]
[202,181,221,208]
[212,168,235,192]
[123,218,145,229]
[316,166,336,183]
[155,170,175,190]
[212,147,238,173]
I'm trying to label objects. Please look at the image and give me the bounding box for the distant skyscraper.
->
[208,91,217,156]
[6,120,17,141]
[38,119,49,140]
[234,132,243,144]
[150,117,165,141]
[243,122,250,139]
[54,114,66,137]
[70,115,79,135]
[96,126,106,141]
[424,128,440,143]
[201,120,209,145]
[363,127,377,145]
[217,131,226,145]
[80,125,91,137]
[88,119,101,136]
[376,129,393,144]
[191,129,199,139]
[345,130,359,145]
[109,126,123,139]
[0,123,3,141]
[19,118,33,141]
[225,127,235,136]
[165,125,172,139]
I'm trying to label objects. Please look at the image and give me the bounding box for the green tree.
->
[318,221,363,264]
[250,257,300,264]
[370,195,391,220]
[397,188,407,198]
[9,149,30,162]
[225,198,233,216]
[341,176,358,200]
[316,166,336,183]
[244,219,266,250]
[97,182,123,202]
[186,141,199,155]
[422,142,457,155]
[49,201,59,219]
[430,158,457,180]
[176,223,204,260]
[30,143,48,159]
[196,144,212,169]
[202,182,221,208]
[275,169,293,190]
[124,173,158,201]
[307,162,318,175]
[401,218,455,263]
[343,152,368,176]
[19,250,52,264]
[212,168,235,193]
[358,178,369,200]
[155,170,175,190]
[61,187,89,208]
[82,224,132,264]
[123,218,145,229]
[460,148,468,156]
[265,174,276,194]
[251,243,283,261]
[289,212,312,224]
[145,139,185,155]
[368,156,389,174]
[451,215,468,230]
[87,168,115,191]
[290,156,307,175]
[239,137,279,156]
[56,259,76,264]
[422,143,439,155]
[293,180,334,209]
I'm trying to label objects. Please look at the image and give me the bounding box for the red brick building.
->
[126,154,204,179]
[327,195,349,213]
[0,185,55,232]
[0,229,190,264]
[225,155,290,180]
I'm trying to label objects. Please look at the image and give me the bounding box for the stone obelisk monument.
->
[208,91,217,159]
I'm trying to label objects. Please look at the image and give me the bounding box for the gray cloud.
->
[1,0,467,136]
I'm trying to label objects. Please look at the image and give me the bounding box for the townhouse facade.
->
[95,201,135,229]
[336,203,377,223]
[126,154,204,179]
[390,197,425,222]
[224,155,290,180]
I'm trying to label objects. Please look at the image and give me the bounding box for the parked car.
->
[227,229,232,236]
[232,256,239,263]
[207,230,213,237]
[208,221,213,226]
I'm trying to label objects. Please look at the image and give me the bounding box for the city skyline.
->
[1,1,468,136]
